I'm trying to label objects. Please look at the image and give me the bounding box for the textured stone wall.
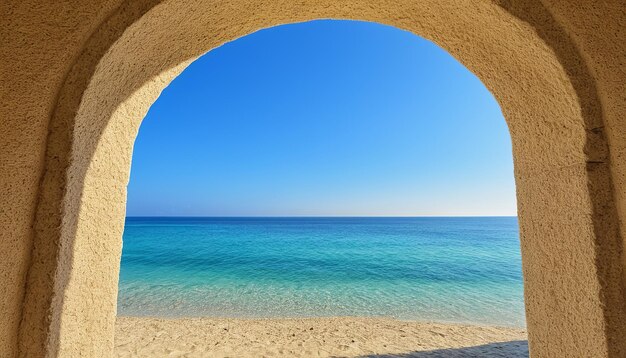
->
[1,1,624,357]
[0,1,123,356]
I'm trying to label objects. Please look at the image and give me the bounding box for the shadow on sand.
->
[347,340,528,358]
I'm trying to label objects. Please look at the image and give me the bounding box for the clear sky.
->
[126,20,516,217]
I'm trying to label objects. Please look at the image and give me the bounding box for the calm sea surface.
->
[118,217,525,327]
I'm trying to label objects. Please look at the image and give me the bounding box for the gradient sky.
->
[126,20,516,217]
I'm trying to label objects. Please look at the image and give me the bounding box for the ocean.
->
[118,217,525,328]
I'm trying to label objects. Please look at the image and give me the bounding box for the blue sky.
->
[126,20,516,217]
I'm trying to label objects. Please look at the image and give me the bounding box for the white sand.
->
[115,316,527,357]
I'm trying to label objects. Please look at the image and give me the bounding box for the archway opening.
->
[19,2,623,357]
[115,20,526,357]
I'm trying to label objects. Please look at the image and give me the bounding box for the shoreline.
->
[115,316,528,357]
[116,314,525,330]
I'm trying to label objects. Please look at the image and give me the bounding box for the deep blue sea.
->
[118,217,525,327]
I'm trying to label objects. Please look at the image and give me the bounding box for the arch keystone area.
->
[1,1,625,357]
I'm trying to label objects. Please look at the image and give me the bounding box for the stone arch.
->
[15,0,625,357]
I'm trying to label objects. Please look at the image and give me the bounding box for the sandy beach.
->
[115,317,527,357]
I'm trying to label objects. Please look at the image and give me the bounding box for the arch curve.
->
[18,1,625,357]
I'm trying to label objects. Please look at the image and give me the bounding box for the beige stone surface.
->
[0,1,122,356]
[114,317,528,358]
[1,0,625,357]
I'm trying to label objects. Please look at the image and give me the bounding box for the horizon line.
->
[125,215,518,218]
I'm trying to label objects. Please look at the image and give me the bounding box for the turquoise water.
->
[118,217,525,327]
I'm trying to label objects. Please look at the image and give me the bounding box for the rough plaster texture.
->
[0,1,123,356]
[1,0,625,357]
